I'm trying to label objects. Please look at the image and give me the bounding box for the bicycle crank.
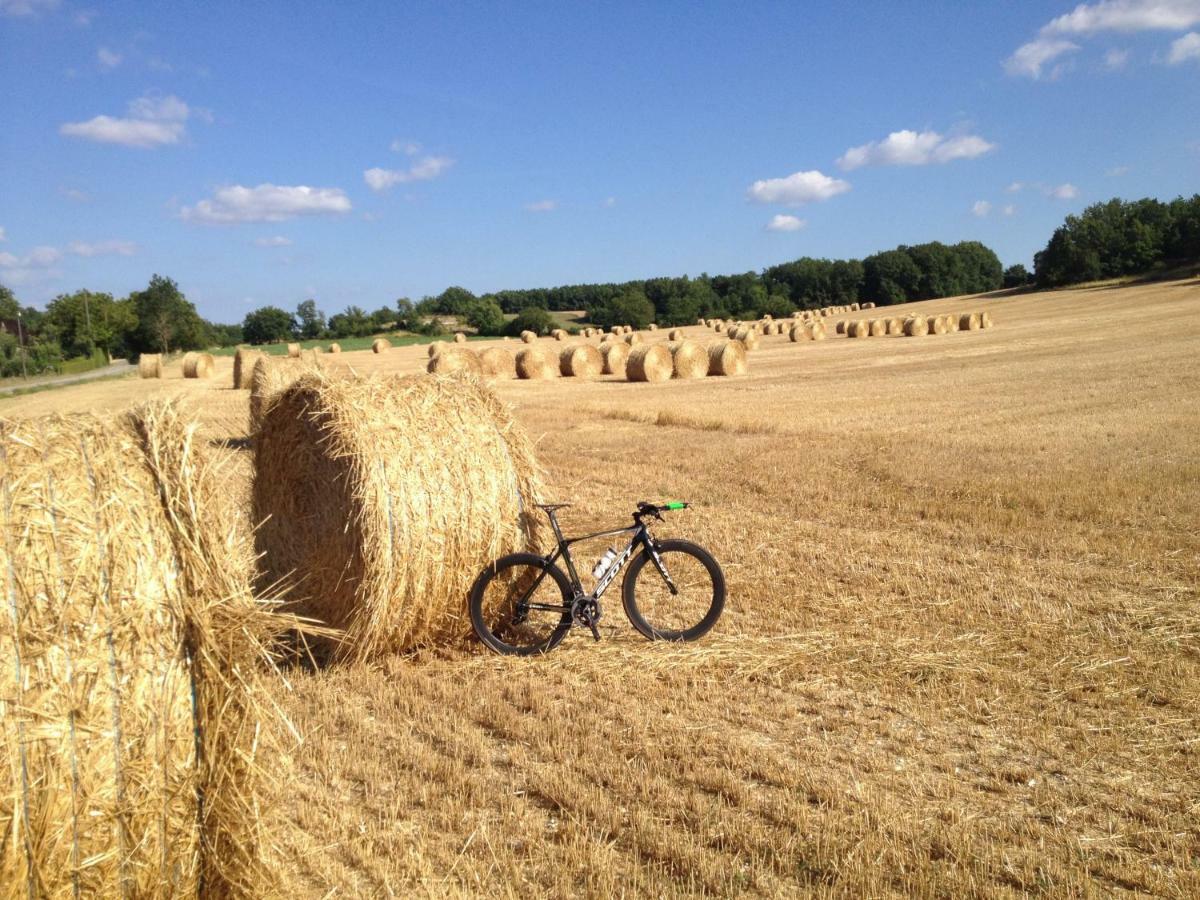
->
[572,596,602,642]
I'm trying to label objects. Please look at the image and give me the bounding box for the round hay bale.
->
[520,330,537,343]
[372,337,391,353]
[182,351,215,378]
[725,324,740,339]
[233,347,265,389]
[648,323,659,331]
[253,372,545,659]
[428,340,449,357]
[515,347,559,379]
[624,331,642,345]
[904,316,930,337]
[789,324,804,342]
[287,342,301,358]
[869,319,887,337]
[946,314,960,332]
[667,328,684,341]
[427,347,483,376]
[835,320,848,335]
[887,317,904,336]
[928,315,948,336]
[559,344,603,377]
[980,311,994,329]
[707,339,748,376]
[850,303,860,312]
[600,332,617,343]
[862,302,876,310]
[138,352,163,378]
[666,340,708,379]
[249,355,316,433]
[733,327,760,350]
[960,312,982,331]
[848,320,870,338]
[329,342,342,353]
[811,322,827,341]
[0,405,285,897]
[626,344,672,382]
[600,341,630,376]
[552,329,568,341]
[454,332,467,343]
[479,346,517,379]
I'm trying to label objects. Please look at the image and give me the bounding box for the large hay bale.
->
[707,340,748,376]
[552,329,568,341]
[253,373,545,658]
[287,342,301,358]
[600,341,630,376]
[454,332,467,343]
[233,348,264,388]
[811,321,828,341]
[980,311,994,329]
[559,344,603,377]
[427,347,482,376]
[183,351,215,378]
[138,352,163,378]
[869,319,887,337]
[372,337,391,353]
[960,312,982,331]
[928,315,949,336]
[520,330,537,344]
[789,323,805,342]
[733,327,760,350]
[249,355,317,433]
[862,302,876,309]
[479,347,517,379]
[626,344,673,382]
[329,342,342,353]
[726,325,740,339]
[946,314,960,332]
[835,320,848,335]
[887,317,904,336]
[847,320,870,338]
[428,340,448,357]
[624,331,642,345]
[904,316,930,337]
[666,340,707,379]
[515,347,560,379]
[648,323,659,331]
[0,404,285,897]
[668,328,684,341]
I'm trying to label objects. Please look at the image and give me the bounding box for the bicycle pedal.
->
[587,619,601,642]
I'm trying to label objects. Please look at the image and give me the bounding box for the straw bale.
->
[0,403,288,897]
[887,317,904,336]
[520,330,537,343]
[847,320,869,338]
[946,314,960,332]
[600,341,630,376]
[249,355,319,433]
[862,302,876,309]
[329,342,342,353]
[666,340,708,379]
[372,337,391,353]
[668,328,684,341]
[733,327,760,350]
[928,315,949,336]
[515,347,560,379]
[811,322,827,341]
[183,351,215,378]
[287,342,301,358]
[869,319,887,337]
[904,316,930,337]
[233,348,264,389]
[138,353,162,378]
[428,340,448,358]
[559,344,603,377]
[454,332,467,343]
[980,311,994,328]
[624,331,642,345]
[725,325,740,339]
[707,339,748,376]
[960,312,981,331]
[479,347,517,379]
[835,320,847,335]
[552,329,568,341]
[427,347,483,376]
[253,372,545,658]
[648,323,659,331]
[626,344,673,382]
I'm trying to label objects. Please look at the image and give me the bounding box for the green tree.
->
[434,285,477,316]
[44,290,136,358]
[0,284,18,321]
[296,299,326,339]
[605,288,656,329]
[327,305,372,338]
[395,297,416,329]
[129,275,207,354]
[1003,264,1030,288]
[242,306,297,344]
[862,250,922,305]
[464,297,506,335]
[505,306,554,336]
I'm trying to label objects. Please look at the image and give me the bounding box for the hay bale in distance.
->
[287,342,301,358]
[626,344,673,382]
[372,337,391,353]
[733,327,760,350]
[835,320,848,335]
[648,323,659,331]
[454,332,467,343]
[0,404,286,897]
[960,312,982,331]
[182,351,214,378]
[427,347,483,376]
[707,339,748,376]
[887,317,904,336]
[904,316,930,337]
[138,352,163,378]
[980,311,994,329]
[624,331,642,345]
[428,340,448,358]
[329,342,342,353]
[667,340,708,379]
[869,319,887,337]
[479,346,517,379]
[849,320,871,338]
[253,373,544,659]
[928,315,949,336]
[249,355,314,433]
[515,347,560,379]
[233,347,264,389]
[520,330,537,343]
[559,344,603,377]
[600,341,630,376]
[668,328,685,341]
[552,329,568,341]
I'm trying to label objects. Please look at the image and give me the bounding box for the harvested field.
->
[1,277,1198,897]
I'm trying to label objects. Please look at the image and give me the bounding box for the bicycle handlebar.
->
[635,500,689,519]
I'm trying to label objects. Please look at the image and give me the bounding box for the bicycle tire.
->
[469,553,574,655]
[622,538,725,641]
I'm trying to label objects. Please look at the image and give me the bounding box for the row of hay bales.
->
[138,351,217,379]
[2,367,556,894]
[424,338,749,380]
[835,311,994,338]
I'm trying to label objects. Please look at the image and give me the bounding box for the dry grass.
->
[2,278,1198,896]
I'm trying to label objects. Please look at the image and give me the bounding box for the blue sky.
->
[1,0,1197,321]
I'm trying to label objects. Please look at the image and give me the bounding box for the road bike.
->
[468,501,726,655]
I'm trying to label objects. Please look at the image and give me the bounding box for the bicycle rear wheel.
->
[469,553,573,655]
[622,539,725,641]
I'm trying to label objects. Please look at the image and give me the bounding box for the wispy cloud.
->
[0,0,60,17]
[602,196,617,208]
[1167,30,1200,61]
[1003,204,1017,216]
[0,227,5,242]
[68,239,136,257]
[1103,46,1131,68]
[59,93,192,148]
[524,199,558,212]
[1105,165,1131,176]
[253,235,293,247]
[765,214,806,232]
[180,184,352,223]
[363,155,454,192]
[1048,182,1080,199]
[837,129,995,170]
[746,170,850,206]
[390,139,422,155]
[1004,38,1080,78]
[96,46,121,69]
[972,200,992,217]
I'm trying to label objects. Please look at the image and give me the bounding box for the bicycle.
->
[468,501,726,655]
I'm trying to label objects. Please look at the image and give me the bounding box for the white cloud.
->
[1167,30,1200,61]
[1105,165,1131,175]
[747,169,850,206]
[1006,181,1025,193]
[253,235,293,247]
[390,139,421,155]
[836,130,994,170]
[67,239,136,257]
[97,46,121,69]
[73,9,96,25]
[0,245,62,268]
[0,226,5,241]
[602,196,617,208]
[1003,204,1017,216]
[0,0,60,16]
[1007,1,1200,78]
[972,200,992,217]
[59,93,191,148]
[1049,182,1080,199]
[524,199,558,212]
[1103,47,1131,68]
[363,156,454,192]
[60,186,90,201]
[765,214,806,232]
[180,184,352,223]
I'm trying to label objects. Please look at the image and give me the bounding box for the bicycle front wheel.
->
[469,553,574,655]
[622,539,725,641]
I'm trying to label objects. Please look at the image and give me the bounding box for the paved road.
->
[0,360,134,396]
